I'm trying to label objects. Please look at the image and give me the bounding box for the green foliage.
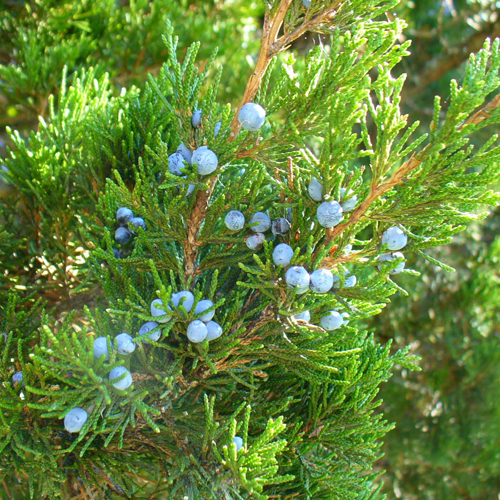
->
[374,216,500,499]
[1,0,500,499]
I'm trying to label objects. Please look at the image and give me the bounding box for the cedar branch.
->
[320,94,500,266]
[187,0,330,277]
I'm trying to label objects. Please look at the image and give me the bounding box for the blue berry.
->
[344,275,357,287]
[293,310,311,322]
[195,300,215,322]
[112,248,121,259]
[116,207,134,225]
[129,217,146,233]
[176,142,193,164]
[308,177,323,201]
[12,371,23,384]
[109,366,133,390]
[238,103,266,131]
[303,0,311,7]
[246,233,265,251]
[343,244,353,255]
[378,252,405,274]
[316,201,343,228]
[382,227,408,250]
[64,407,88,433]
[115,227,132,245]
[214,121,222,137]
[187,320,208,343]
[192,147,218,176]
[250,212,271,233]
[191,110,202,128]
[115,333,136,355]
[168,152,186,176]
[320,310,344,331]
[310,269,334,293]
[340,188,358,212]
[93,337,110,360]
[206,320,222,341]
[233,436,244,451]
[332,270,355,288]
[139,321,161,341]
[285,266,310,291]
[272,243,294,267]
[225,210,245,231]
[150,299,172,323]
[172,291,195,312]
[271,217,291,236]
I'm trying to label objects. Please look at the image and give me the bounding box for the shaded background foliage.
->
[1,1,499,499]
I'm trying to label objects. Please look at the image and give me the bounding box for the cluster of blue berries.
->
[150,291,222,344]
[165,102,265,192]
[115,207,146,246]
[272,243,356,332]
[169,143,218,180]
[64,328,143,433]
[377,226,408,275]
[308,177,358,228]
[224,210,291,251]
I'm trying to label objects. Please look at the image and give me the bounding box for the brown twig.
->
[229,1,293,138]
[186,0,329,277]
[320,94,500,267]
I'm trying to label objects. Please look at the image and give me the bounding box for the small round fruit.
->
[250,212,271,233]
[308,177,323,202]
[187,320,208,343]
[225,210,245,231]
[285,266,310,291]
[382,227,408,251]
[344,275,357,288]
[214,121,222,137]
[246,233,265,251]
[109,366,133,390]
[129,217,146,233]
[139,321,161,341]
[272,243,294,267]
[168,152,186,176]
[192,147,218,176]
[115,333,136,355]
[316,201,343,228]
[64,407,88,433]
[378,252,405,274]
[176,142,192,164]
[116,207,134,225]
[93,337,110,360]
[340,188,358,212]
[115,227,132,245]
[191,110,202,128]
[150,299,172,323]
[271,217,291,236]
[293,310,311,322]
[233,436,244,451]
[310,269,334,293]
[194,300,215,322]
[238,103,266,131]
[343,244,353,255]
[172,291,195,312]
[206,320,223,341]
[12,371,23,384]
[303,0,311,7]
[320,310,344,331]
